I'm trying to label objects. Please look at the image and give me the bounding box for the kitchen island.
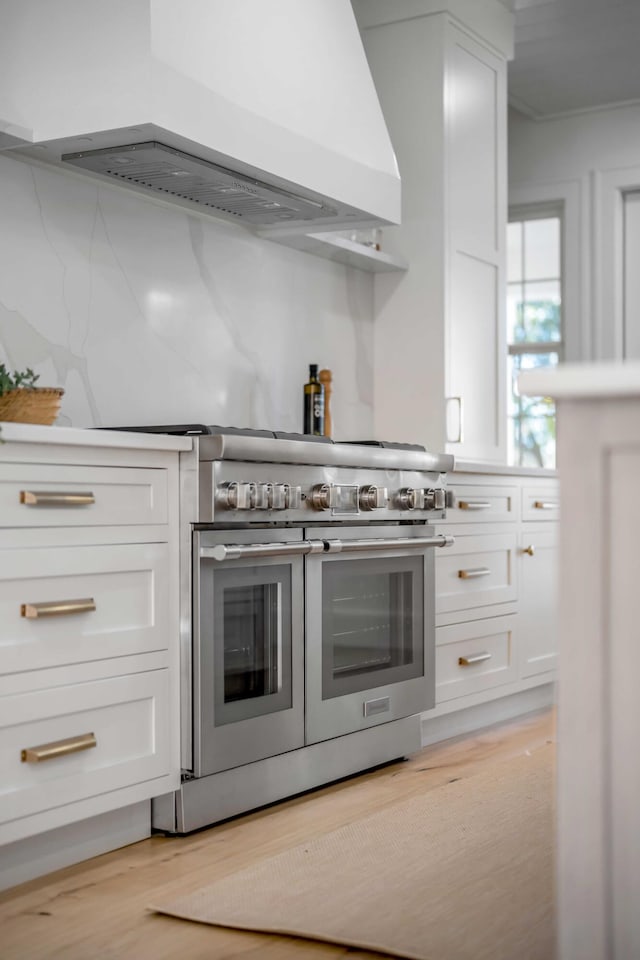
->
[520,361,640,960]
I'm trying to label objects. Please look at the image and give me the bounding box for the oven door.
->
[194,529,322,776]
[305,525,447,745]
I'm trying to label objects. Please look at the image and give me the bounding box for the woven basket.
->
[0,387,64,425]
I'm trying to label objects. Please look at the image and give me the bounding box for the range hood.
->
[0,0,401,233]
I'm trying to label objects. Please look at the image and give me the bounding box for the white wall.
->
[0,153,375,437]
[509,103,640,361]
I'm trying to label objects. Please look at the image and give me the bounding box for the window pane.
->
[524,218,560,281]
[507,222,523,282]
[508,280,561,345]
[508,352,558,469]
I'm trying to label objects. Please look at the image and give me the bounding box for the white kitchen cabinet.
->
[355,1,511,461]
[0,423,189,886]
[518,525,558,679]
[428,465,557,736]
[435,614,517,704]
[435,531,518,619]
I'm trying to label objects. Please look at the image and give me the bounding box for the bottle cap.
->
[309,364,318,378]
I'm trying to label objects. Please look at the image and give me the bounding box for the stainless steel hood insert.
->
[62,141,341,226]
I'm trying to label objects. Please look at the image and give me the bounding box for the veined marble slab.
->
[0,153,374,439]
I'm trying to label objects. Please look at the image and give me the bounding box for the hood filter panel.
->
[62,141,339,225]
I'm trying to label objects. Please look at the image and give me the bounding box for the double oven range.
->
[119,425,454,834]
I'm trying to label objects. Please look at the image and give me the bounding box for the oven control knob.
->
[398,487,425,511]
[359,484,388,511]
[424,487,446,511]
[310,483,331,511]
[286,485,302,510]
[254,482,273,510]
[271,483,288,510]
[217,481,256,510]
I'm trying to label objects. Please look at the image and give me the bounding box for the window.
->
[507,209,563,469]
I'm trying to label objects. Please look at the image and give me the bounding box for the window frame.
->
[507,202,565,469]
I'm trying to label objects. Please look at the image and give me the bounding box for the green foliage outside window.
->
[508,299,560,469]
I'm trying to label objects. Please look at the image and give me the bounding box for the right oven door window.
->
[321,555,424,699]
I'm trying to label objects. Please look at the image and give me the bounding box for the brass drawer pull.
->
[533,501,556,510]
[21,598,96,619]
[523,545,535,557]
[458,652,492,666]
[21,732,97,763]
[458,567,491,580]
[458,500,491,511]
[20,490,95,507]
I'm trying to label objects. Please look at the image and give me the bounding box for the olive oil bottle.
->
[303,364,325,435]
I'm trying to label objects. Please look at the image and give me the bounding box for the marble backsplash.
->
[0,153,375,439]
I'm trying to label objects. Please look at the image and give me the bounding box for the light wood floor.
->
[0,708,555,960]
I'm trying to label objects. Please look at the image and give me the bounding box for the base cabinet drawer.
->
[445,484,518,524]
[0,671,171,830]
[435,616,517,703]
[436,533,517,615]
[0,463,168,528]
[0,543,170,673]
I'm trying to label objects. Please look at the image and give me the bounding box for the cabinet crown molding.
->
[352,0,514,59]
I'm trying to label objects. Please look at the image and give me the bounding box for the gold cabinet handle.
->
[533,501,556,510]
[21,732,97,763]
[458,567,491,580]
[458,652,492,666]
[523,545,536,557]
[20,490,95,507]
[458,500,491,511]
[21,598,96,619]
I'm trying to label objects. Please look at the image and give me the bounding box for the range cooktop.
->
[105,423,427,453]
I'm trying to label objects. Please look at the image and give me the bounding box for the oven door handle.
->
[200,540,326,562]
[323,535,454,554]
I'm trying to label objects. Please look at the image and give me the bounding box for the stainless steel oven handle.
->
[200,540,326,562]
[323,535,454,554]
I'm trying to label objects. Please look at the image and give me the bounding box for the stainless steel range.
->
[116,425,454,834]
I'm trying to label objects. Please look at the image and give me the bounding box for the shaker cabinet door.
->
[518,527,558,678]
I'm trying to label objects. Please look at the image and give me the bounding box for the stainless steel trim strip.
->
[198,434,454,473]
[323,535,454,554]
[200,540,326,562]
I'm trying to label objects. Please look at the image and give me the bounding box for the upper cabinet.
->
[354,1,513,460]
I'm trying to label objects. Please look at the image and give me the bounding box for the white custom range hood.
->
[0,0,400,234]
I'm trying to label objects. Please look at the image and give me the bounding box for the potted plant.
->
[0,364,64,425]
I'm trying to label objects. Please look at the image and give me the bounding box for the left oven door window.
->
[221,580,282,704]
[213,565,292,726]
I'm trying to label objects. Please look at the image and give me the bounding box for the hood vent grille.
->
[62,141,340,226]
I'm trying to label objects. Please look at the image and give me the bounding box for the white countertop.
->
[452,458,558,479]
[519,361,640,398]
[0,422,192,451]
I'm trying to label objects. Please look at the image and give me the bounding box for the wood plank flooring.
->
[0,708,555,960]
